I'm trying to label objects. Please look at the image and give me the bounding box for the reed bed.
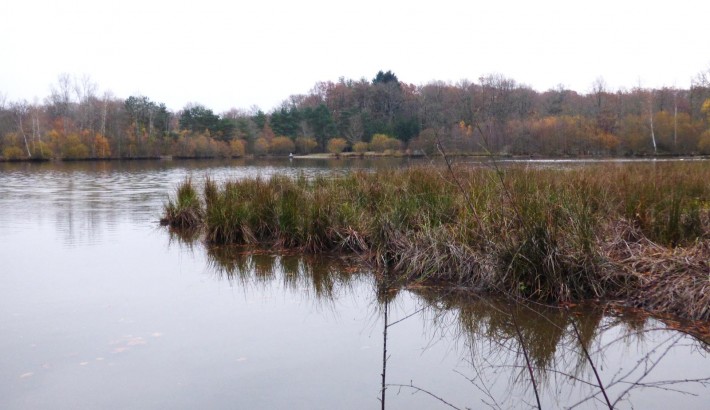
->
[161,162,710,321]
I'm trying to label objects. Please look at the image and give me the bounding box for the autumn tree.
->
[253,137,269,156]
[230,139,246,157]
[10,101,32,157]
[125,96,170,138]
[63,134,89,159]
[352,141,368,153]
[690,69,710,122]
[295,136,318,154]
[3,70,710,160]
[270,136,295,155]
[698,99,710,153]
[327,137,348,154]
[2,133,25,159]
[369,134,401,152]
[408,129,438,155]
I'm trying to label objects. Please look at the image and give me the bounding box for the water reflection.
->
[188,238,710,409]
[411,290,710,409]
[205,244,366,302]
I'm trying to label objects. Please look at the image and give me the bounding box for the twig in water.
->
[566,308,613,409]
[389,382,464,410]
[512,314,543,410]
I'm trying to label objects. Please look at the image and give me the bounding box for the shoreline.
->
[3,152,709,163]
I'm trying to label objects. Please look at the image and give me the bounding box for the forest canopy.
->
[2,70,710,160]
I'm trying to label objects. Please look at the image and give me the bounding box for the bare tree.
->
[30,99,45,157]
[73,74,98,131]
[47,73,74,134]
[673,87,678,148]
[648,90,658,154]
[592,76,608,112]
[11,100,32,157]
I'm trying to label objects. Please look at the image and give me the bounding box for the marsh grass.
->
[160,178,203,229]
[161,162,710,320]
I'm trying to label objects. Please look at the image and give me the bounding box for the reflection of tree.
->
[411,290,710,409]
[169,234,710,409]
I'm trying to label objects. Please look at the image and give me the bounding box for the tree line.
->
[2,70,710,160]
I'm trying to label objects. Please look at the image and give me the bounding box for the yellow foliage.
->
[353,141,368,153]
[63,134,89,159]
[327,137,348,154]
[31,141,53,159]
[230,139,246,157]
[295,137,318,154]
[701,99,710,118]
[369,134,401,152]
[620,115,650,153]
[2,146,25,160]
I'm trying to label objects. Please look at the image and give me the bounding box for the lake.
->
[1,158,708,409]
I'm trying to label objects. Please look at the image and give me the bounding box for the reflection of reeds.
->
[205,245,364,301]
[161,163,710,320]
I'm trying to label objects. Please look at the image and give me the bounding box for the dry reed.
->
[160,162,710,321]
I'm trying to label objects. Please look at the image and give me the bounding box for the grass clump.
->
[160,178,203,229]
[161,162,710,320]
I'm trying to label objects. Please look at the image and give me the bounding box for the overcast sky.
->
[2,0,709,113]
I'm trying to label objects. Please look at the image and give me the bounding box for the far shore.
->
[2,152,709,163]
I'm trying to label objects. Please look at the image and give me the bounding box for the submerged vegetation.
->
[161,162,710,321]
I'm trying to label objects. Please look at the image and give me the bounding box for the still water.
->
[1,158,708,409]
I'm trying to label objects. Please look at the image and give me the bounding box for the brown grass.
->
[160,162,710,321]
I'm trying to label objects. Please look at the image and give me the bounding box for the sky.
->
[2,0,709,113]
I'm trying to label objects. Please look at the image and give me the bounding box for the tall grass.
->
[160,178,203,230]
[161,162,710,320]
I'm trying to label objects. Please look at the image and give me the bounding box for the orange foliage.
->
[260,123,275,142]
[270,136,295,155]
[230,139,246,157]
[597,132,620,151]
[93,133,111,158]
